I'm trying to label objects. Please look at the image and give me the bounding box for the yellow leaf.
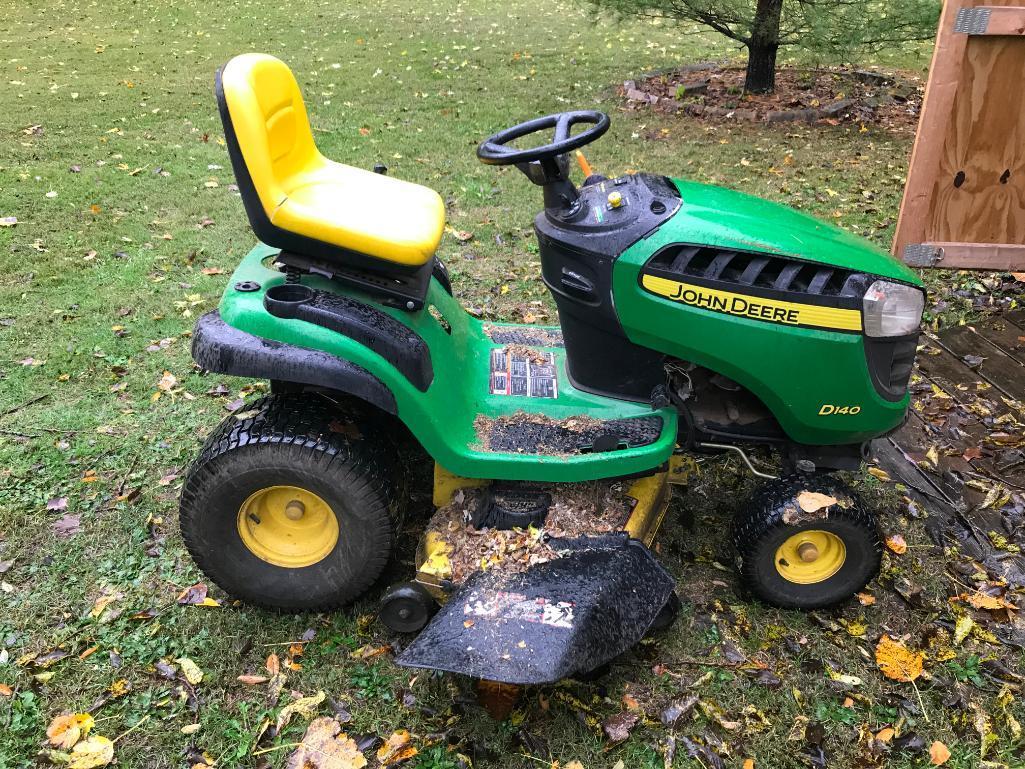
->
[377,729,418,766]
[875,635,923,682]
[175,657,203,685]
[742,760,755,769]
[275,690,325,732]
[959,591,1017,611]
[954,614,975,645]
[868,467,891,482]
[929,740,950,765]
[285,717,366,769]
[67,735,114,769]
[47,713,95,749]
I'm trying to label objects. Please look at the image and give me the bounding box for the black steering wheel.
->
[477,110,610,166]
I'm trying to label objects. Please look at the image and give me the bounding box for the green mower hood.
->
[668,179,920,285]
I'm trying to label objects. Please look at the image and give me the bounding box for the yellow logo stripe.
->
[641,275,863,332]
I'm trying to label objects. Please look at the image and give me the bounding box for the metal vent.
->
[645,245,864,298]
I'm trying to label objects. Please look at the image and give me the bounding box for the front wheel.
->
[179,394,399,611]
[733,475,881,610]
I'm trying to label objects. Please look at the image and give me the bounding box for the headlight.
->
[862,280,924,337]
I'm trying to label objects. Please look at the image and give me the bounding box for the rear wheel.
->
[179,394,399,611]
[733,475,881,609]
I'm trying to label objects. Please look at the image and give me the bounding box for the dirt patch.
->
[426,481,634,584]
[622,65,923,133]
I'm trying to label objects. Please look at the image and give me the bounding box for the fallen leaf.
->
[157,371,178,391]
[285,717,366,769]
[0,683,12,697]
[796,491,837,513]
[377,730,417,766]
[52,514,83,538]
[885,534,907,554]
[276,690,326,732]
[266,653,281,675]
[875,635,923,682]
[47,713,95,749]
[175,657,203,685]
[67,735,115,768]
[929,740,950,765]
[959,591,1017,611]
[350,644,391,661]
[177,583,219,607]
[238,674,269,685]
[602,711,639,743]
[868,466,891,482]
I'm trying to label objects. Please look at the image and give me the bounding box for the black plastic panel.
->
[865,333,919,402]
[397,534,675,684]
[263,285,433,391]
[191,311,397,414]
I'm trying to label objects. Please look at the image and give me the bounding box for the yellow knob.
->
[608,191,623,208]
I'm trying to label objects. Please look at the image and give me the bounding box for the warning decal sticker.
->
[490,348,558,399]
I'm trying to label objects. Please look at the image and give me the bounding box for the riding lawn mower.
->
[179,53,925,687]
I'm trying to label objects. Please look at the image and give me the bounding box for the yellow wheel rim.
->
[236,485,339,568]
[774,530,846,584]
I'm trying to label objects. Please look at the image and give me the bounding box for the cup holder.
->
[264,283,313,317]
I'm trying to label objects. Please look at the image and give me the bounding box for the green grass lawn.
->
[2,0,1023,767]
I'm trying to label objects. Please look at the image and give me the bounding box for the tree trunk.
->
[744,0,783,94]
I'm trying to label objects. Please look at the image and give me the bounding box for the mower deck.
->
[213,244,678,482]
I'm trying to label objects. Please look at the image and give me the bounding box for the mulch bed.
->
[622,64,924,132]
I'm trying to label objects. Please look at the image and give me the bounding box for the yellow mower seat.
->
[217,53,445,268]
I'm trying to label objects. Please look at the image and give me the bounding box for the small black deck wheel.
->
[733,475,881,610]
[379,582,437,633]
[179,394,399,611]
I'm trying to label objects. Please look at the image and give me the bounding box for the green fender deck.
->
[218,244,677,482]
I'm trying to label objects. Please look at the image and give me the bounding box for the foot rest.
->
[477,413,663,455]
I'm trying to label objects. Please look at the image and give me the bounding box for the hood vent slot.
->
[646,245,864,299]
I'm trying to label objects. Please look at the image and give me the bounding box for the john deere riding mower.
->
[180,54,925,686]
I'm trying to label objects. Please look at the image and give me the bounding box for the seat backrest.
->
[216,54,318,220]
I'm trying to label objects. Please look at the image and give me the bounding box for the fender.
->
[192,311,398,415]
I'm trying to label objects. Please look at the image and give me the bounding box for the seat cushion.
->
[270,159,446,267]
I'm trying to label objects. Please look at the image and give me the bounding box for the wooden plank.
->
[934,326,1025,398]
[915,339,982,392]
[966,6,1025,35]
[911,242,1025,270]
[893,0,971,258]
[894,0,1025,269]
[1005,308,1025,326]
[970,316,1025,363]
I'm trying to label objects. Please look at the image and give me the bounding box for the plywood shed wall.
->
[893,0,1025,271]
